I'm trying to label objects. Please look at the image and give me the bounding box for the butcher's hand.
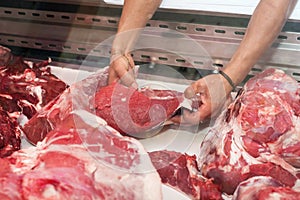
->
[108,53,138,88]
[171,73,233,125]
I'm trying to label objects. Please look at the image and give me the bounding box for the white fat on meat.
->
[72,109,107,126]
[26,85,43,110]
[232,176,300,200]
[45,144,161,200]
[198,68,300,195]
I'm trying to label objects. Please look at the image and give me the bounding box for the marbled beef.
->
[0,45,67,157]
[232,176,300,200]
[198,68,300,195]
[1,111,162,199]
[149,150,222,200]
[94,82,182,137]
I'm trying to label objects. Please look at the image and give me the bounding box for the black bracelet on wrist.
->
[218,70,236,91]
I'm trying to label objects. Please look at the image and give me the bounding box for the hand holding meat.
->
[107,0,296,127]
[108,53,137,88]
[171,73,232,125]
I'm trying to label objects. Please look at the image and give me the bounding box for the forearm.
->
[112,0,162,53]
[223,0,297,87]
[118,0,162,33]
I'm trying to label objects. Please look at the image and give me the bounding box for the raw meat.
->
[23,67,109,145]
[0,159,22,199]
[0,48,68,119]
[0,108,21,157]
[149,150,222,200]
[232,176,300,200]
[1,111,162,200]
[0,45,67,156]
[198,68,300,194]
[94,82,182,137]
[24,67,182,144]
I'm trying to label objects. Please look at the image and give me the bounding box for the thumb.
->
[184,85,197,99]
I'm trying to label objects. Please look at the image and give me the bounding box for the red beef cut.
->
[94,82,182,137]
[232,176,300,200]
[24,67,182,144]
[0,45,67,156]
[0,159,22,199]
[0,107,21,157]
[198,68,300,194]
[23,67,110,145]
[149,150,222,199]
[1,110,162,199]
[0,54,68,119]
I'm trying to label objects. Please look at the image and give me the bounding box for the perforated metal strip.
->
[1,8,300,82]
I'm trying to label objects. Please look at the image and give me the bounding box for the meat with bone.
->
[94,82,182,137]
[198,68,300,194]
[232,176,300,200]
[1,110,162,200]
[149,150,222,200]
[24,67,182,144]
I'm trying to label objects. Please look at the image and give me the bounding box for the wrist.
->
[110,48,124,57]
[110,48,132,61]
[213,69,236,93]
[218,70,236,92]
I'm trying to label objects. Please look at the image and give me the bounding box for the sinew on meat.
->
[94,82,182,137]
[198,68,300,195]
[0,112,162,200]
[0,47,68,120]
[232,176,300,200]
[23,67,111,144]
[24,68,182,144]
[149,150,222,199]
[0,46,67,157]
[13,48,300,199]
[0,108,21,157]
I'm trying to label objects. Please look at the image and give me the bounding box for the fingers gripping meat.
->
[24,68,182,143]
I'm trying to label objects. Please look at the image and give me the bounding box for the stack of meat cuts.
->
[0,52,164,199]
[0,112,162,199]
[0,46,67,156]
[198,68,300,198]
[6,44,300,199]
